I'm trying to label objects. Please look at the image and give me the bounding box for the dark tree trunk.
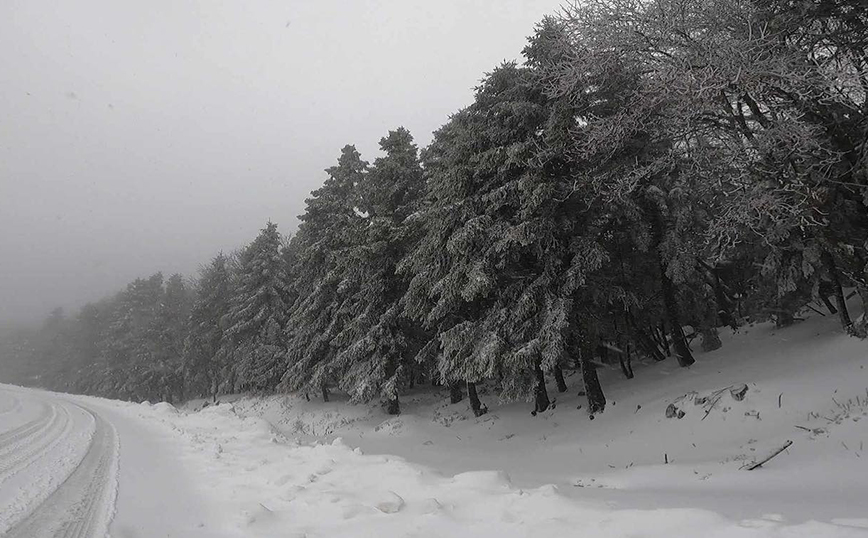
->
[700,326,722,352]
[776,293,797,328]
[648,324,667,346]
[385,396,400,415]
[553,365,568,393]
[820,292,838,315]
[658,322,671,357]
[659,259,695,367]
[580,343,606,415]
[449,381,464,404]
[626,344,634,377]
[642,197,691,366]
[619,346,634,379]
[597,344,609,364]
[712,271,738,330]
[698,258,738,330]
[822,250,854,333]
[467,382,487,417]
[625,309,665,361]
[321,384,330,403]
[532,364,550,414]
[636,328,666,361]
[853,252,868,337]
[776,310,794,327]
[854,283,868,338]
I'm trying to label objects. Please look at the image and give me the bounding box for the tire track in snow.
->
[0,400,51,450]
[5,403,119,538]
[0,403,73,487]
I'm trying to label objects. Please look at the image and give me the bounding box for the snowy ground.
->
[1,305,867,537]
[221,310,868,523]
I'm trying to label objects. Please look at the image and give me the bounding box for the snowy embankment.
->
[136,396,865,538]
[124,308,868,537]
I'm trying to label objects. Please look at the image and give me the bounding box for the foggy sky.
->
[0,0,562,327]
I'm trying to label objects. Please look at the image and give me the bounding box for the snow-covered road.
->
[0,387,114,537]
[0,386,229,538]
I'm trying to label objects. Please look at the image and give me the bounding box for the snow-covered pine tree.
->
[222,222,291,392]
[145,273,190,402]
[282,146,368,399]
[329,128,427,414]
[184,253,233,399]
[97,273,165,400]
[400,62,591,413]
[547,0,868,342]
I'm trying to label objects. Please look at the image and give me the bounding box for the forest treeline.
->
[2,0,867,416]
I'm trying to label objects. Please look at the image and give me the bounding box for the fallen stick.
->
[701,393,724,421]
[804,303,826,317]
[745,440,793,470]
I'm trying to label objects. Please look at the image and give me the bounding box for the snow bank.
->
[127,393,867,538]
[151,402,178,415]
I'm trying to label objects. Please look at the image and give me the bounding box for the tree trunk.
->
[553,365,568,393]
[659,259,695,367]
[625,309,665,361]
[700,326,722,352]
[712,269,738,330]
[649,323,663,350]
[854,282,868,337]
[580,343,606,415]
[822,250,854,334]
[776,297,796,328]
[636,328,666,361]
[626,344,634,377]
[321,384,330,403]
[698,258,738,330]
[820,293,838,315]
[385,396,400,415]
[658,322,671,357]
[467,382,487,417]
[851,252,868,337]
[449,381,464,404]
[619,346,634,379]
[533,364,550,414]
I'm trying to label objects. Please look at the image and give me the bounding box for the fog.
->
[0,0,562,327]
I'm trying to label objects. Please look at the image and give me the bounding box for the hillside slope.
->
[214,306,868,527]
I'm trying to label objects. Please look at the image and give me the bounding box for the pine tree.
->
[223,222,291,392]
[282,146,369,399]
[184,253,232,399]
[401,62,591,413]
[329,128,427,414]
